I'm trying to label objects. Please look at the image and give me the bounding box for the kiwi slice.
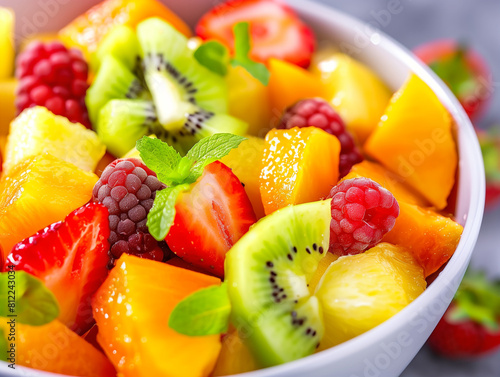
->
[225,200,332,367]
[86,56,147,125]
[136,18,228,130]
[90,25,139,72]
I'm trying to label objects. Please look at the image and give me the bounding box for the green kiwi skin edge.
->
[225,200,332,368]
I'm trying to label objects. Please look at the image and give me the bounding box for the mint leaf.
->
[136,136,182,185]
[147,184,189,241]
[186,133,246,182]
[194,41,230,76]
[0,271,59,326]
[0,328,6,362]
[169,283,230,336]
[231,22,270,85]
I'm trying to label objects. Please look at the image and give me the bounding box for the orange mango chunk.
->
[383,202,463,277]
[364,74,457,209]
[268,58,325,117]
[93,255,222,377]
[0,320,115,377]
[260,127,340,215]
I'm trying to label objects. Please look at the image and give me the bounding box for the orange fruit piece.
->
[364,74,457,209]
[268,58,325,117]
[342,160,430,207]
[0,154,98,257]
[221,136,266,219]
[212,327,258,376]
[59,0,191,59]
[260,127,340,215]
[0,320,115,376]
[383,202,463,277]
[93,254,222,377]
[0,78,16,137]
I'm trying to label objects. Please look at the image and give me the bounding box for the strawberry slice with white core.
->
[166,161,256,277]
[196,0,315,68]
[6,203,110,334]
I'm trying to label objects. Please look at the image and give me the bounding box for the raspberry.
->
[15,41,91,127]
[92,158,168,267]
[279,98,363,177]
[327,178,399,256]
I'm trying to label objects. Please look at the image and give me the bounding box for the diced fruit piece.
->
[213,327,259,376]
[92,158,167,265]
[0,78,16,137]
[0,320,115,377]
[93,254,221,377]
[310,51,391,143]
[308,252,339,294]
[95,152,117,177]
[383,202,463,277]
[414,39,492,121]
[166,161,256,277]
[196,0,315,67]
[315,243,426,349]
[0,8,14,79]
[6,203,110,334]
[279,98,363,178]
[3,107,105,175]
[59,0,191,58]
[260,127,340,215]
[327,178,399,256]
[221,136,266,218]
[268,58,325,115]
[0,154,98,255]
[15,41,91,127]
[342,160,430,207]
[365,74,458,209]
[226,200,331,367]
[91,25,139,72]
[226,66,271,136]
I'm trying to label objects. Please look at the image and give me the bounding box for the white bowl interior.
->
[1,0,485,376]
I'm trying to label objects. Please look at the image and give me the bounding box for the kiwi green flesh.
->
[225,200,332,367]
[97,99,156,158]
[86,56,147,125]
[136,17,228,129]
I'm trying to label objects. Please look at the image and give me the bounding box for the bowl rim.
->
[0,1,485,376]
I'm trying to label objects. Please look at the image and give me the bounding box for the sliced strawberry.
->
[196,0,315,68]
[478,128,500,210]
[413,39,492,121]
[166,161,256,277]
[5,202,110,334]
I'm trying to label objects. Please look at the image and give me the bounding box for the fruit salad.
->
[0,0,465,376]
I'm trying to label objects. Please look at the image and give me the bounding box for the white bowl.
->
[1,0,485,376]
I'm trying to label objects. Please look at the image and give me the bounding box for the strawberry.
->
[413,39,492,121]
[5,202,110,334]
[478,127,500,209]
[166,161,256,277]
[427,270,500,357]
[196,0,315,68]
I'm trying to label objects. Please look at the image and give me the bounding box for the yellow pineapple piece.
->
[0,154,98,256]
[3,107,105,174]
[315,243,426,349]
[0,8,14,79]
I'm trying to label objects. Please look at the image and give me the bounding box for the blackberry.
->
[279,98,364,177]
[92,158,168,267]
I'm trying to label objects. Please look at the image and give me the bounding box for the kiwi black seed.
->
[225,200,332,368]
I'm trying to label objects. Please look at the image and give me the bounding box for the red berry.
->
[279,98,363,177]
[15,41,91,128]
[327,178,399,256]
[93,158,169,267]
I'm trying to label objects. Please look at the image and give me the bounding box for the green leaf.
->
[147,185,189,241]
[0,328,6,362]
[0,271,59,326]
[231,22,270,86]
[169,283,231,336]
[185,133,246,182]
[194,41,230,76]
[136,136,182,185]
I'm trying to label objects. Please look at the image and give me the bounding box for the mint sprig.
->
[136,134,246,241]
[0,271,59,326]
[169,283,231,336]
[193,22,270,85]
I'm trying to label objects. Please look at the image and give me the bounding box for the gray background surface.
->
[311,1,500,376]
